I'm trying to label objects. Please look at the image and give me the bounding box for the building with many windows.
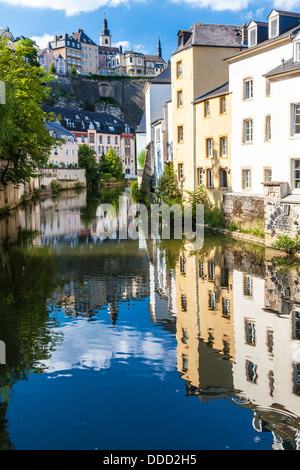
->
[43,106,136,178]
[49,33,83,74]
[47,120,78,168]
[226,9,300,194]
[72,29,99,75]
[171,22,247,193]
[193,82,231,205]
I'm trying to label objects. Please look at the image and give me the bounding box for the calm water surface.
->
[0,187,300,450]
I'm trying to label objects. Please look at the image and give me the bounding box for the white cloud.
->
[170,0,250,11]
[30,33,53,49]
[112,40,148,54]
[0,0,260,16]
[0,0,130,16]
[273,0,300,9]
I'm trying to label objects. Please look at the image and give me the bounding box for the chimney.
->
[242,23,247,46]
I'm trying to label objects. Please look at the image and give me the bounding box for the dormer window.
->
[248,28,257,47]
[295,42,300,63]
[270,18,279,38]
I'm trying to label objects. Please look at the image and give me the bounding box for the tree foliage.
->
[155,164,182,204]
[99,147,124,179]
[0,38,60,185]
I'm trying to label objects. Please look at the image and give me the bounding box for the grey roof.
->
[249,21,268,27]
[135,111,146,134]
[144,54,165,63]
[224,24,300,61]
[72,29,96,46]
[148,61,171,84]
[47,120,77,139]
[265,57,300,77]
[268,9,300,18]
[173,23,246,55]
[43,106,134,134]
[194,82,229,103]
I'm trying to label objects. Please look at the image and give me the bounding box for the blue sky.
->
[1,0,300,59]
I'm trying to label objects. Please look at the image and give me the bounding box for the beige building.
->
[194,82,231,206]
[171,23,246,193]
[72,29,99,75]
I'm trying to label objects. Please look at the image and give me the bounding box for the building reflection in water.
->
[2,189,300,449]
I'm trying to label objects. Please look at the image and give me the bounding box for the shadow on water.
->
[0,188,300,449]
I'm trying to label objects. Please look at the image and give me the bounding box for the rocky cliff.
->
[45,75,147,129]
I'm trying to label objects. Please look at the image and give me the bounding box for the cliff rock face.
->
[46,76,146,129]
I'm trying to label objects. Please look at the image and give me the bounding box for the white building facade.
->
[227,9,300,195]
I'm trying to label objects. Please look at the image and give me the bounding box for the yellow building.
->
[72,29,99,75]
[194,83,231,206]
[175,243,235,391]
[171,23,246,193]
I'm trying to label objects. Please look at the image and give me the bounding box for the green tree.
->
[156,164,182,205]
[78,144,97,169]
[99,147,124,179]
[70,65,77,77]
[78,144,99,186]
[0,38,59,185]
[49,62,56,74]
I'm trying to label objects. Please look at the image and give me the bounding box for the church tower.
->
[157,37,162,58]
[100,14,111,47]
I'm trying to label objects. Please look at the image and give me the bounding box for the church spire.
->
[157,36,162,58]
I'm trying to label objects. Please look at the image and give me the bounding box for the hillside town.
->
[3,5,300,452]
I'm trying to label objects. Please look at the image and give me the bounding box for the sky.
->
[1,0,300,59]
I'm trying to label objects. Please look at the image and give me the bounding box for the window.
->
[206,138,213,158]
[176,61,182,78]
[264,168,272,182]
[177,90,183,108]
[178,163,184,181]
[295,42,300,63]
[209,291,216,310]
[243,275,252,296]
[243,119,253,143]
[220,137,227,157]
[293,362,300,396]
[293,160,300,190]
[207,169,213,188]
[107,136,110,144]
[181,295,187,312]
[208,262,215,281]
[292,103,300,135]
[248,28,256,47]
[222,298,230,317]
[220,169,228,189]
[198,168,204,186]
[265,115,271,141]
[266,78,271,97]
[246,360,258,384]
[180,256,186,274]
[242,168,251,190]
[177,125,183,143]
[270,18,278,38]
[220,96,226,114]
[204,101,210,117]
[244,78,253,100]
[293,310,300,340]
[245,321,256,346]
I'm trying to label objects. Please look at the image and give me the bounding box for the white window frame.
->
[293,159,300,191]
[270,18,279,38]
[248,28,257,47]
[207,169,213,188]
[206,138,213,158]
[220,137,227,157]
[198,168,204,186]
[244,119,253,143]
[295,42,300,63]
[244,78,253,100]
[292,103,300,135]
[242,168,251,190]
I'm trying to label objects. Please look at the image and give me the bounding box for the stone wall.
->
[39,168,86,190]
[264,182,300,246]
[47,76,146,129]
[222,192,265,229]
[0,178,39,209]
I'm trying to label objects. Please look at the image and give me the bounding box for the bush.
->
[130,181,150,206]
[51,179,62,192]
[204,207,224,228]
[272,234,300,255]
[155,165,182,205]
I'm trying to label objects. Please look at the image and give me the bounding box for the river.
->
[0,187,300,450]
